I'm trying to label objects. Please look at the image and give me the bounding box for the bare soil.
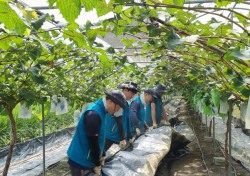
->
[156,109,250,176]
[43,108,250,176]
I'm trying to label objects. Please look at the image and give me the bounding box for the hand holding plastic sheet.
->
[93,165,101,176]
[119,140,126,150]
[160,120,170,126]
[153,123,158,129]
[100,156,105,166]
[136,128,141,136]
[129,136,135,144]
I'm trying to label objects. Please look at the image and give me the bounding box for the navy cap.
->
[118,81,140,92]
[144,88,157,98]
[155,84,167,93]
[104,89,128,109]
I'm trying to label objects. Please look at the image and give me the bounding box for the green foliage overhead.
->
[0,2,27,35]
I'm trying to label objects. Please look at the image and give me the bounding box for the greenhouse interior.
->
[1,0,250,176]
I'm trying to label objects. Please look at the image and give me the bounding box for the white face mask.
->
[140,93,146,108]
[113,108,123,117]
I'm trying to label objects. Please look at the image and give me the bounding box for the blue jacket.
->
[130,96,145,136]
[105,102,129,143]
[67,99,106,169]
[145,96,163,125]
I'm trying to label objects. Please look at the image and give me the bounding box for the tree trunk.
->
[3,106,16,176]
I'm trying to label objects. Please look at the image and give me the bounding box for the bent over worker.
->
[67,90,127,176]
[145,84,169,129]
[130,88,156,138]
[103,81,140,156]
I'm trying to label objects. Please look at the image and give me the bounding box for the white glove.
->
[153,123,158,129]
[100,156,105,166]
[129,137,135,144]
[93,165,101,176]
[136,128,141,136]
[119,140,126,150]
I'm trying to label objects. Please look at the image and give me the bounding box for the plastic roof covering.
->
[17,0,250,68]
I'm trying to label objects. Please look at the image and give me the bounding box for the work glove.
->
[100,156,105,166]
[153,123,158,129]
[161,120,170,126]
[93,165,101,176]
[119,139,126,150]
[129,136,135,144]
[136,128,141,137]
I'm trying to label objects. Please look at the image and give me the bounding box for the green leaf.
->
[241,88,250,98]
[32,75,45,84]
[232,75,244,88]
[207,38,220,46]
[147,24,162,37]
[234,13,246,26]
[106,47,115,54]
[0,2,27,35]
[114,0,133,3]
[203,104,213,115]
[98,53,112,73]
[211,88,220,107]
[56,0,81,24]
[32,14,48,30]
[63,29,88,48]
[30,66,39,76]
[162,0,174,4]
[19,88,36,100]
[48,0,56,8]
[226,68,233,75]
[40,41,54,53]
[174,0,185,6]
[81,0,98,12]
[215,0,232,7]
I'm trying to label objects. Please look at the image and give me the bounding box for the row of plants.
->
[0,103,75,148]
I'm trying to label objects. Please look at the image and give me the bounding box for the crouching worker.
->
[130,88,156,139]
[103,82,140,157]
[67,90,127,176]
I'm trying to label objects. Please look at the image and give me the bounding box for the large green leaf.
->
[203,104,213,115]
[215,0,232,7]
[0,2,27,35]
[211,88,220,107]
[56,0,81,24]
[32,14,48,30]
[81,0,98,12]
[232,75,244,88]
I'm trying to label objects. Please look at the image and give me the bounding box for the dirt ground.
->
[42,107,250,176]
[155,108,250,176]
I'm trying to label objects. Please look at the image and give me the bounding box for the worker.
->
[103,82,140,157]
[130,88,157,137]
[145,84,169,129]
[67,89,127,176]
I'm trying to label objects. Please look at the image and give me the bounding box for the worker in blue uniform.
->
[145,84,169,129]
[103,81,140,157]
[130,88,157,137]
[67,89,127,176]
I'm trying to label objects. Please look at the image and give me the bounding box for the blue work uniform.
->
[130,96,146,136]
[105,102,130,143]
[67,99,106,169]
[145,95,163,125]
